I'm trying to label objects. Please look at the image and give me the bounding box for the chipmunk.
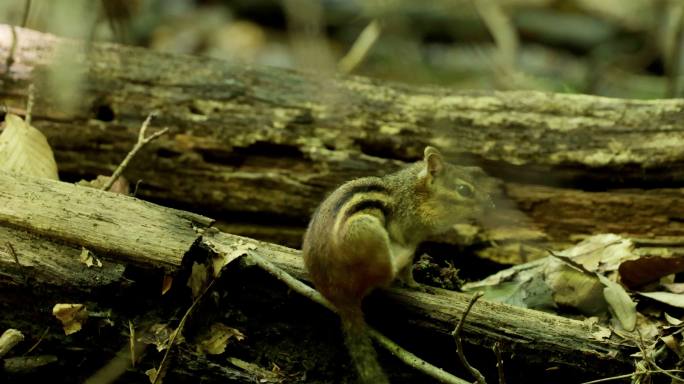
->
[302,146,493,384]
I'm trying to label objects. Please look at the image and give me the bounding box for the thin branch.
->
[151,275,217,384]
[245,253,471,384]
[451,291,486,384]
[25,83,35,126]
[473,0,519,86]
[102,113,168,192]
[338,20,382,74]
[665,2,684,97]
[580,370,684,384]
[21,0,32,28]
[492,342,505,384]
[635,328,684,383]
[5,25,18,73]
[6,242,19,265]
[23,326,49,355]
[128,321,135,367]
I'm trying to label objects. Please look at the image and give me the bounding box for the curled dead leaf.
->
[661,335,683,358]
[187,262,208,298]
[197,323,246,355]
[52,303,88,335]
[664,312,683,326]
[597,274,636,331]
[161,275,173,295]
[619,256,684,290]
[638,291,684,309]
[138,323,180,352]
[145,367,158,384]
[79,247,102,268]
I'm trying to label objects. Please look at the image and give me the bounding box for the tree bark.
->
[0,173,635,383]
[1,25,683,263]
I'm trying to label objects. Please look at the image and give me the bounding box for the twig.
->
[102,113,168,192]
[492,342,505,384]
[635,328,684,383]
[473,0,518,86]
[665,1,684,97]
[6,242,19,265]
[580,370,684,384]
[245,253,470,384]
[338,20,382,74]
[25,83,35,126]
[451,292,486,384]
[151,275,217,384]
[21,0,32,28]
[23,326,49,355]
[5,25,18,73]
[128,321,135,367]
[131,180,143,197]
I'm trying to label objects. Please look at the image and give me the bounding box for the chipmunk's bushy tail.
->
[339,306,389,384]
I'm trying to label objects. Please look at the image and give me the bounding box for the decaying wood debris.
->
[1,25,683,383]
[0,173,636,383]
[0,25,683,263]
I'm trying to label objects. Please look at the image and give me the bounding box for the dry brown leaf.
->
[664,312,682,326]
[145,367,159,384]
[619,256,684,290]
[79,247,102,268]
[634,312,660,343]
[138,323,180,352]
[187,262,208,299]
[544,260,607,315]
[52,303,88,335]
[638,291,684,309]
[663,283,684,294]
[0,113,59,180]
[598,274,637,331]
[0,329,24,358]
[662,335,683,358]
[161,275,173,296]
[560,234,636,273]
[197,323,246,355]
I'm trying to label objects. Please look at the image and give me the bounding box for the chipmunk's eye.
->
[456,184,473,198]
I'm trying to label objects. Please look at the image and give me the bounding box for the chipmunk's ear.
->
[421,146,444,182]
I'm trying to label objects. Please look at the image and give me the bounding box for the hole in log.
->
[188,104,203,116]
[93,103,115,122]
[199,141,306,167]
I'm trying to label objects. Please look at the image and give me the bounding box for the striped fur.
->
[302,146,494,383]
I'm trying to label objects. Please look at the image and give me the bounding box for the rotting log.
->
[0,173,637,383]
[1,25,683,258]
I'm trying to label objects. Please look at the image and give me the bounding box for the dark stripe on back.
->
[343,199,391,222]
[333,183,387,213]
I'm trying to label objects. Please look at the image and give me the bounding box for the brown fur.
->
[302,146,492,383]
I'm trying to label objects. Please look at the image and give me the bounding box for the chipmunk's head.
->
[417,146,494,232]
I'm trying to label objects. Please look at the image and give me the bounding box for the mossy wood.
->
[0,173,636,382]
[1,26,683,262]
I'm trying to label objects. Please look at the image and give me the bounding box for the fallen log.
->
[0,173,636,383]
[1,26,684,260]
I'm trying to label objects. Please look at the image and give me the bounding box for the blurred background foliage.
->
[1,0,683,99]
